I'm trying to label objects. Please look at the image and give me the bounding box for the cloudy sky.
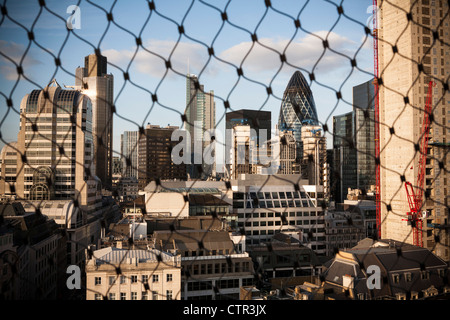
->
[0,0,376,169]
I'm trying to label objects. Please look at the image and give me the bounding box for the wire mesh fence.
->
[0,0,449,302]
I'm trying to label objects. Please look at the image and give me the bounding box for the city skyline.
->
[1,0,449,303]
[0,0,375,157]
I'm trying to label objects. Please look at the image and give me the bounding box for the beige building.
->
[378,0,449,259]
[152,229,254,300]
[301,126,328,192]
[0,142,18,198]
[75,54,114,189]
[85,247,181,300]
[15,79,100,211]
[278,130,299,175]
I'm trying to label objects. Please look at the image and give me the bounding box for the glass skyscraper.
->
[353,79,375,193]
[278,71,319,158]
[185,74,215,179]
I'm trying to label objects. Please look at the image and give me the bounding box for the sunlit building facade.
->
[278,71,319,159]
[15,79,100,211]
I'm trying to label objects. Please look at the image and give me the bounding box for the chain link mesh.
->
[0,0,449,302]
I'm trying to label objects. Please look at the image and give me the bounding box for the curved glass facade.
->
[278,71,319,155]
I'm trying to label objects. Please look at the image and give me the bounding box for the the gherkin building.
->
[278,71,319,156]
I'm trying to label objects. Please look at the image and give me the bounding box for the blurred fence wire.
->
[0,0,449,301]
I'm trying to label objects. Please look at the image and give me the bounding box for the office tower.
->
[120,131,139,179]
[75,53,114,189]
[301,125,327,188]
[184,74,215,179]
[353,79,376,194]
[138,124,186,190]
[229,123,279,179]
[112,156,122,176]
[225,109,272,176]
[378,0,449,258]
[15,80,99,209]
[332,112,357,203]
[232,174,326,254]
[229,125,254,179]
[0,141,18,197]
[278,71,319,159]
[278,129,299,174]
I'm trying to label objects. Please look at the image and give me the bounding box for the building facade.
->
[353,79,376,194]
[225,109,272,176]
[278,129,299,175]
[15,80,100,211]
[75,53,114,189]
[332,112,357,203]
[0,202,62,300]
[301,125,327,189]
[185,74,216,179]
[120,131,139,179]
[138,124,186,189]
[85,247,182,300]
[231,174,326,255]
[378,0,449,260]
[0,142,18,199]
[152,229,254,300]
[278,71,319,160]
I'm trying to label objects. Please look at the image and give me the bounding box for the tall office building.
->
[278,129,299,175]
[184,74,215,179]
[120,131,139,179]
[278,71,319,159]
[225,109,272,177]
[15,79,99,209]
[75,53,114,189]
[378,0,449,259]
[0,142,18,198]
[353,80,376,194]
[138,124,186,190]
[332,112,357,203]
[301,126,327,189]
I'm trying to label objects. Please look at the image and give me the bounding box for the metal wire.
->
[0,0,449,301]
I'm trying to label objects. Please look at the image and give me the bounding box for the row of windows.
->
[242,229,326,238]
[95,273,173,286]
[238,211,320,219]
[234,191,322,200]
[95,290,174,300]
[391,269,447,284]
[233,199,316,209]
[183,261,251,276]
[187,279,246,292]
[243,219,323,227]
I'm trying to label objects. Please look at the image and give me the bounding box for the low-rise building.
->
[152,229,254,300]
[0,202,62,299]
[85,247,181,300]
[324,199,377,256]
[320,239,450,300]
[248,233,323,292]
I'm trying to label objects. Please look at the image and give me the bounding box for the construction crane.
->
[403,80,435,247]
[372,0,381,239]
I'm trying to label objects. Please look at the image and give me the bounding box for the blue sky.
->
[0,0,376,168]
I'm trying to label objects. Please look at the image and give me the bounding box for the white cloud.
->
[219,31,361,76]
[0,40,42,80]
[103,39,217,79]
[103,31,371,86]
